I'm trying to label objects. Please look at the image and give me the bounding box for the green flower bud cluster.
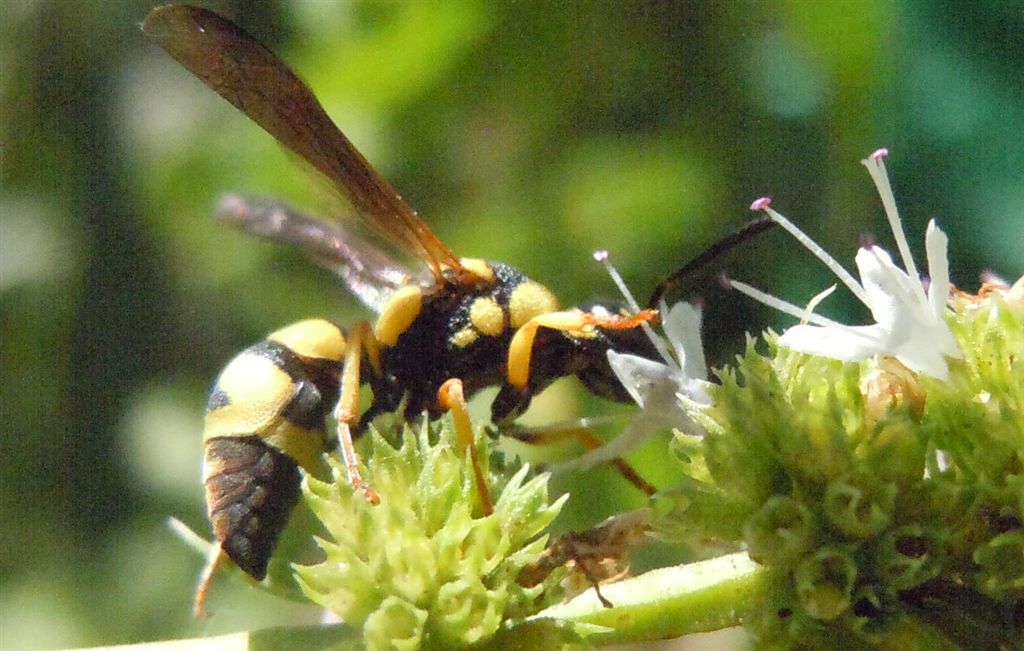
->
[295,423,566,651]
[666,282,1023,648]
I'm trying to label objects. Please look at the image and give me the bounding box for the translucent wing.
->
[143,4,461,282]
[216,194,420,313]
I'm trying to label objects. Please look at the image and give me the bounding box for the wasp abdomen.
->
[204,435,301,579]
[200,319,345,579]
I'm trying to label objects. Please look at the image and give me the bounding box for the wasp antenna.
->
[647,216,777,309]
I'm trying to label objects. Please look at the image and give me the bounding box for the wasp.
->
[143,5,774,616]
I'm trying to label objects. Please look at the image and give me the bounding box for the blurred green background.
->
[1,0,1021,648]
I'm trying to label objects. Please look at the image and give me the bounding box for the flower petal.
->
[855,246,920,329]
[925,220,951,320]
[890,333,954,380]
[778,323,889,362]
[607,351,680,409]
[661,302,707,381]
[745,151,961,381]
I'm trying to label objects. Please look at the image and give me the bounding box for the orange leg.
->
[438,378,495,516]
[334,322,380,505]
[193,543,227,618]
[505,308,658,496]
[509,425,656,496]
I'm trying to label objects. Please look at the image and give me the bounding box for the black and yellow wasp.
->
[144,5,772,616]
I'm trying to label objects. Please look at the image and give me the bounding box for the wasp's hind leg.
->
[193,543,228,617]
[333,321,381,505]
[506,422,656,496]
[439,378,495,516]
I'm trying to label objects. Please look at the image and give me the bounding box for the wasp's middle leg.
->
[438,378,495,516]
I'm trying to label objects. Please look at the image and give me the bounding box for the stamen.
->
[594,250,678,370]
[728,278,850,329]
[593,250,642,313]
[861,150,928,307]
[803,285,837,324]
[751,201,870,307]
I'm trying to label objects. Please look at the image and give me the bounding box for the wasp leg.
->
[438,378,495,516]
[508,424,656,496]
[193,543,228,618]
[505,309,658,495]
[334,322,380,505]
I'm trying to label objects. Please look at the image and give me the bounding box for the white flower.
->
[609,300,711,415]
[604,299,711,437]
[731,149,962,380]
[553,255,712,473]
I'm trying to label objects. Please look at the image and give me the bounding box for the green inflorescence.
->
[665,284,1023,648]
[294,422,567,651]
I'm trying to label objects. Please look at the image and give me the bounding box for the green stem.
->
[529,552,767,645]
[65,623,362,651]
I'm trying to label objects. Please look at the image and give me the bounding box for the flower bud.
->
[823,472,895,539]
[875,525,943,591]
[745,496,815,565]
[794,547,857,621]
[295,424,563,649]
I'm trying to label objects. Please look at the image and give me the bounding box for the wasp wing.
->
[216,194,419,313]
[143,5,461,281]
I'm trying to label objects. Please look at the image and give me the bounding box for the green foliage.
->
[664,283,1024,648]
[4,1,1023,648]
[295,423,565,650]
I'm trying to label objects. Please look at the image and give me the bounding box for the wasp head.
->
[491,301,661,424]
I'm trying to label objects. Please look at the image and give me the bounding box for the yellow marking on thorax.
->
[458,258,496,283]
[509,281,559,328]
[469,296,506,337]
[375,285,424,347]
[204,354,294,440]
[451,326,479,349]
[269,319,345,361]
